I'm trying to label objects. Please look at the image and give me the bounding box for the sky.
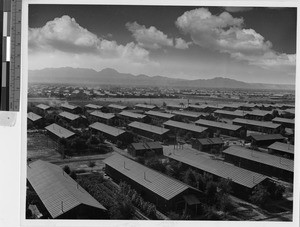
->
[28,5,296,84]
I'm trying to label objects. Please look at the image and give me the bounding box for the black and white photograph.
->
[24,0,297,223]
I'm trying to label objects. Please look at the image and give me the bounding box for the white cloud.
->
[174,38,191,49]
[224,7,253,13]
[176,8,295,69]
[29,15,150,64]
[126,21,190,50]
[126,21,173,49]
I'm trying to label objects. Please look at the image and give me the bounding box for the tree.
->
[63,165,71,174]
[250,185,270,207]
[205,181,218,205]
[88,160,96,168]
[145,157,166,173]
[182,168,197,188]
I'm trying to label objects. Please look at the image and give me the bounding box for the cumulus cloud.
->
[126,21,190,50]
[126,21,173,49]
[224,7,253,13]
[29,15,150,63]
[176,8,295,68]
[174,38,191,49]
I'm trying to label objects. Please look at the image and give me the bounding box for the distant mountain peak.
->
[28,67,294,90]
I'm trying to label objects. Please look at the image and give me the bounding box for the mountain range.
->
[28,67,295,90]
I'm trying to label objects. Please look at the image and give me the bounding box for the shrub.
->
[63,165,71,174]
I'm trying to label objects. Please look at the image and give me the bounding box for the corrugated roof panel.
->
[249,134,285,141]
[119,111,146,119]
[45,123,75,139]
[233,118,281,129]
[27,112,42,122]
[223,146,293,172]
[135,104,157,109]
[108,104,127,110]
[90,111,115,120]
[27,160,106,218]
[145,111,175,119]
[129,121,169,135]
[103,153,190,200]
[272,117,295,125]
[195,119,241,131]
[61,103,78,110]
[85,104,103,109]
[59,111,80,121]
[164,120,207,134]
[268,142,294,155]
[36,104,50,110]
[163,145,268,189]
[89,122,125,137]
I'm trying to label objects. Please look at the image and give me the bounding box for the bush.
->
[250,185,270,207]
[88,160,96,168]
[63,165,71,174]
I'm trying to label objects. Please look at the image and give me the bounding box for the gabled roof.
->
[27,160,106,219]
[245,110,273,117]
[164,120,207,134]
[119,111,146,119]
[103,153,193,200]
[85,104,103,109]
[268,142,294,155]
[27,112,42,122]
[195,119,242,131]
[36,104,50,110]
[249,134,285,141]
[214,109,247,117]
[272,117,295,125]
[197,137,224,146]
[128,121,169,135]
[90,111,115,120]
[163,145,268,189]
[89,122,125,137]
[145,111,175,119]
[130,141,163,151]
[108,104,127,110]
[61,103,79,110]
[45,123,75,139]
[222,146,293,172]
[135,103,157,110]
[167,103,187,109]
[59,111,80,121]
[233,118,281,129]
[171,110,202,118]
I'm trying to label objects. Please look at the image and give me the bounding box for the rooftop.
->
[214,109,247,117]
[268,142,294,155]
[131,141,163,151]
[36,103,50,110]
[108,104,127,110]
[195,119,242,131]
[135,103,157,109]
[233,118,281,129]
[164,120,207,134]
[128,121,169,135]
[119,111,147,119]
[27,160,106,219]
[249,134,285,141]
[27,112,42,122]
[272,117,295,125]
[85,104,103,109]
[45,123,75,139]
[245,110,273,117]
[61,103,78,110]
[103,153,193,200]
[90,111,115,120]
[196,137,224,145]
[171,110,202,118]
[163,145,268,189]
[59,111,80,121]
[89,122,126,137]
[223,146,293,172]
[145,111,175,119]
